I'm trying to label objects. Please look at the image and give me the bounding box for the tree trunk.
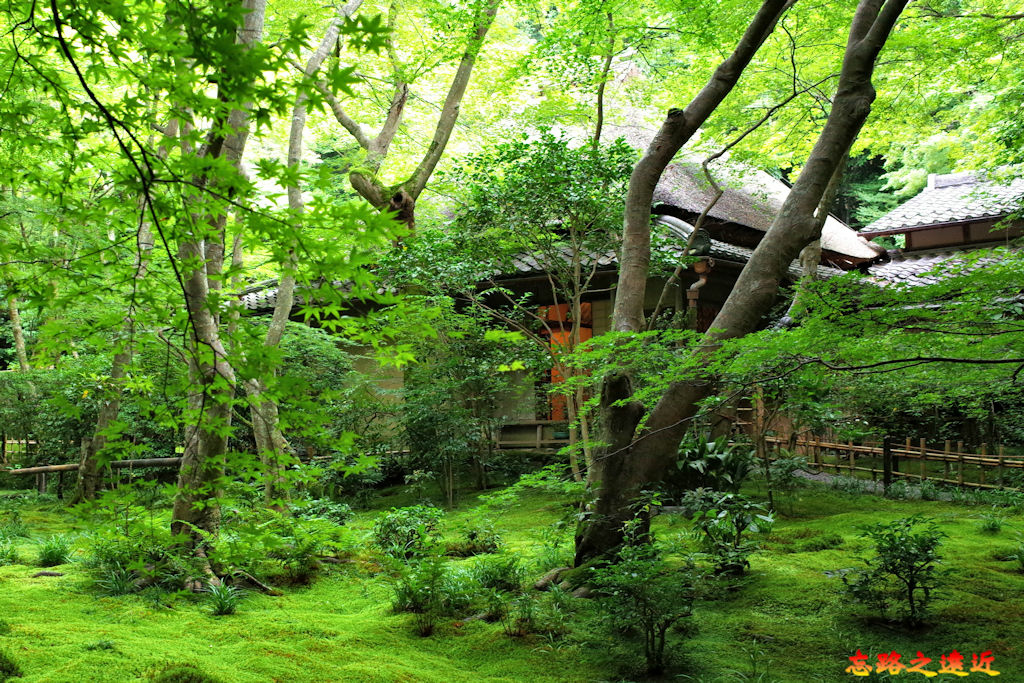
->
[242,4,355,507]
[171,0,266,549]
[6,296,29,372]
[576,0,909,565]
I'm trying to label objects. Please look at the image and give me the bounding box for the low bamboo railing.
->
[766,435,1024,490]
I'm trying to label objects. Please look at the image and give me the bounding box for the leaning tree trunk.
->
[576,0,910,564]
[171,0,266,550]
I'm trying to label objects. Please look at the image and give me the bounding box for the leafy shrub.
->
[82,529,196,593]
[919,480,943,501]
[446,522,502,557]
[768,455,807,490]
[0,540,18,567]
[488,591,539,637]
[37,535,72,566]
[795,532,844,553]
[389,555,464,636]
[830,475,865,494]
[373,506,443,559]
[84,640,116,652]
[204,582,245,616]
[841,516,946,625]
[0,648,21,681]
[689,492,773,575]
[293,499,353,526]
[886,480,911,500]
[472,555,524,593]
[151,663,224,683]
[591,546,704,675]
[533,517,574,572]
[665,435,754,497]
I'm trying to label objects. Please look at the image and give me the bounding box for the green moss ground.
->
[1,484,1023,682]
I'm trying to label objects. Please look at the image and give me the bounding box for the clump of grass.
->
[795,532,844,553]
[84,639,116,652]
[96,564,137,596]
[0,511,29,539]
[37,535,72,567]
[152,663,224,683]
[978,509,1007,534]
[0,620,10,636]
[0,540,18,567]
[0,647,22,681]
[204,582,245,616]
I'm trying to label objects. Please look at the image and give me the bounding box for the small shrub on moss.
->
[472,555,524,593]
[37,535,72,566]
[842,515,946,626]
[373,506,443,559]
[591,546,705,675]
[885,480,910,500]
[151,663,224,683]
[446,522,502,557]
[294,499,353,526]
[0,648,22,681]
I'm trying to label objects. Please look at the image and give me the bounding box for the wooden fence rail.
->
[766,435,1024,491]
[2,457,183,497]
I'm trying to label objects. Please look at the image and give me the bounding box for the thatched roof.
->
[652,162,885,261]
[601,122,884,263]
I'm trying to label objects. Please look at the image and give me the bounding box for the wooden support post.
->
[943,440,951,480]
[957,441,965,487]
[882,436,892,492]
[919,438,927,481]
[848,440,854,473]
[980,443,987,486]
[536,425,542,449]
[57,471,65,500]
[813,436,821,470]
[36,472,46,495]
[998,445,1005,489]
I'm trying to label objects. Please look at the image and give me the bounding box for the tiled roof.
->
[863,171,1024,234]
[866,247,1014,288]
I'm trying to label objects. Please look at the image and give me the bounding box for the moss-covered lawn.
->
[1,483,1022,682]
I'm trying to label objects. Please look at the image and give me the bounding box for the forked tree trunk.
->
[331,0,502,232]
[576,0,910,564]
[171,0,266,548]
